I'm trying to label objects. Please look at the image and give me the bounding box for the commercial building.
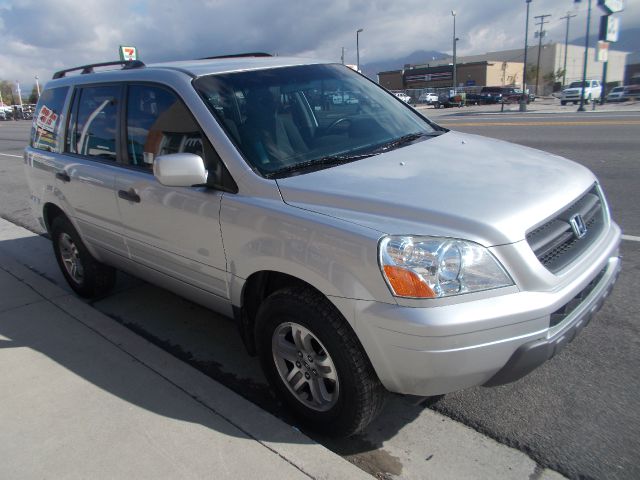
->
[379,42,629,95]
[378,61,523,91]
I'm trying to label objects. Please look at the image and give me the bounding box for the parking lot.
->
[1,109,639,479]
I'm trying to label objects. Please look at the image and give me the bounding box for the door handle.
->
[118,189,141,203]
[55,171,71,182]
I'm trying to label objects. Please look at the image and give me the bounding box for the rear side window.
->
[31,87,69,152]
[66,85,120,161]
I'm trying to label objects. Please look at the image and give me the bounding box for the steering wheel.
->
[325,117,351,134]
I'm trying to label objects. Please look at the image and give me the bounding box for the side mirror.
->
[153,153,208,187]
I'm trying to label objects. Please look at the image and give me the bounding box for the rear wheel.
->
[561,101,567,105]
[256,287,386,436]
[51,216,116,298]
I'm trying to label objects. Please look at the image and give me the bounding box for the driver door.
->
[115,83,229,299]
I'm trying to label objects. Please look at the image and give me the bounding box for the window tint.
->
[66,85,119,160]
[125,84,237,192]
[126,85,205,169]
[195,64,435,178]
[31,87,69,152]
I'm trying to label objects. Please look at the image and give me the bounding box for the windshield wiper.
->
[266,152,378,178]
[374,131,445,153]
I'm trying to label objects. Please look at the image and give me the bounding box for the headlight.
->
[379,236,513,298]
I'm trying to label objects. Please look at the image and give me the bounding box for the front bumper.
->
[353,225,621,396]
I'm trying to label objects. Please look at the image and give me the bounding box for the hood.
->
[276,131,596,246]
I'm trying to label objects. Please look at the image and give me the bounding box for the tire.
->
[51,216,116,298]
[585,95,591,104]
[573,101,578,105]
[561,101,567,106]
[255,287,387,436]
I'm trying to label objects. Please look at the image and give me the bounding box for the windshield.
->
[569,81,586,88]
[194,64,438,177]
[611,87,624,92]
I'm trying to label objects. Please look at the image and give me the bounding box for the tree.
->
[543,68,566,92]
[525,64,538,90]
[0,80,16,106]
[28,85,39,104]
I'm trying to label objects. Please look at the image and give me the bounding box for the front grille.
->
[527,186,605,273]
[549,268,606,327]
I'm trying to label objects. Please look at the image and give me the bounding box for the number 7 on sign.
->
[119,45,138,61]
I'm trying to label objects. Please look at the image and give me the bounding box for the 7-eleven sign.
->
[119,45,138,61]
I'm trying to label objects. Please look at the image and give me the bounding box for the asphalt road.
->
[2,113,639,479]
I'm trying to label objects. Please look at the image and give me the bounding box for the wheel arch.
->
[42,202,68,235]
[234,270,354,356]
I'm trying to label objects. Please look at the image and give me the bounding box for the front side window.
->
[66,85,119,160]
[31,87,69,152]
[194,64,439,178]
[126,85,207,169]
[125,84,236,191]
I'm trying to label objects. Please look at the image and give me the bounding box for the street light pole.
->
[452,10,457,94]
[560,12,577,86]
[341,47,345,65]
[35,75,41,98]
[15,81,23,107]
[578,0,593,112]
[356,28,364,72]
[520,0,532,112]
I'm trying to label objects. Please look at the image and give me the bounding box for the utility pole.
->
[578,0,593,112]
[356,28,364,72]
[452,10,458,94]
[560,12,577,86]
[341,47,345,65]
[520,0,532,112]
[534,14,551,96]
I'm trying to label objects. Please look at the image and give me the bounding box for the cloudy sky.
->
[1,0,638,88]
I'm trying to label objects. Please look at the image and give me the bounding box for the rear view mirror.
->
[153,153,208,187]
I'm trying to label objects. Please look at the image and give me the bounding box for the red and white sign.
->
[36,105,58,132]
[597,41,609,62]
[119,45,138,61]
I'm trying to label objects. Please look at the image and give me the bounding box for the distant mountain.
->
[361,50,448,79]
[571,26,640,63]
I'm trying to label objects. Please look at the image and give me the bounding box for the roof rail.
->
[200,52,272,60]
[52,60,146,79]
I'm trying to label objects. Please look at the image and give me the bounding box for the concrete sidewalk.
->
[0,222,369,479]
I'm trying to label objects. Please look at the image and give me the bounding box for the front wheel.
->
[256,287,386,436]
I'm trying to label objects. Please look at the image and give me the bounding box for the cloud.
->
[0,0,638,87]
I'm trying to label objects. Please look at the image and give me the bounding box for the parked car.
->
[501,87,535,104]
[433,91,466,108]
[418,92,439,105]
[606,86,626,102]
[25,56,621,436]
[606,85,640,102]
[478,86,504,104]
[561,80,602,105]
[393,91,411,103]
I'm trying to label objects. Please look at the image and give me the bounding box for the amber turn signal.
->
[383,265,436,298]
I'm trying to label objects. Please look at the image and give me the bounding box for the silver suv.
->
[25,55,621,436]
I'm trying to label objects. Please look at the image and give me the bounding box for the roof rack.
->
[52,60,146,79]
[200,52,272,60]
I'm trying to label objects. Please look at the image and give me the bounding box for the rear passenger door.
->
[62,84,128,257]
[114,83,229,298]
